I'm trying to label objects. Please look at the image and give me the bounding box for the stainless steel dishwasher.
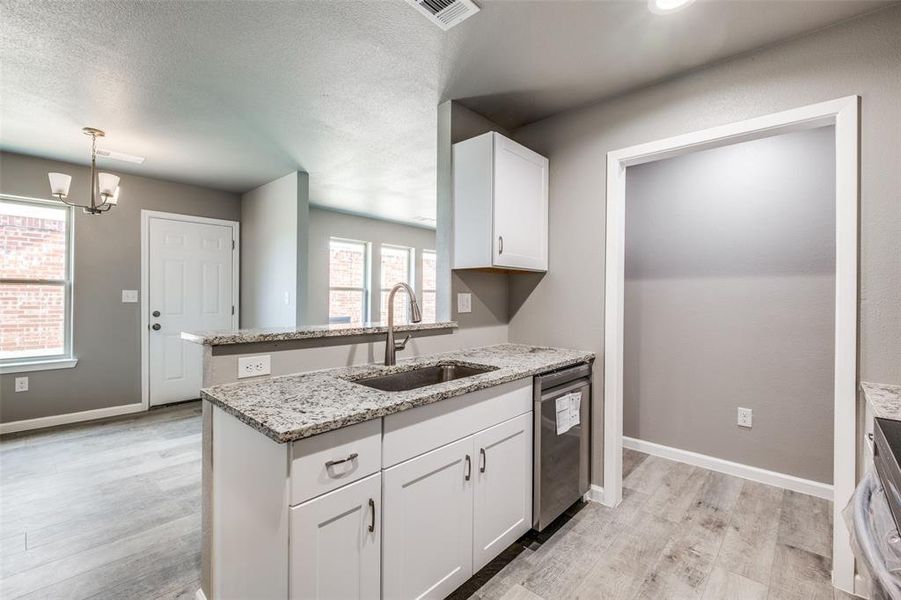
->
[533,362,592,531]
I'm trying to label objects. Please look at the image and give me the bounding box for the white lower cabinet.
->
[290,472,381,600]
[472,413,533,572]
[382,412,533,599]
[382,436,474,600]
[212,381,535,600]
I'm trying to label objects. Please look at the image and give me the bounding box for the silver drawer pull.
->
[325,453,358,469]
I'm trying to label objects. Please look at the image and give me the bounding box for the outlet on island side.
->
[15,376,29,393]
[737,407,753,428]
[238,355,271,379]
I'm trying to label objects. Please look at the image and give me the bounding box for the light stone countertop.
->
[201,343,595,443]
[862,381,901,421]
[181,320,458,346]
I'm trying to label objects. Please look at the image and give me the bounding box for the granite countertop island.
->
[201,343,594,443]
[862,381,901,421]
[182,320,457,346]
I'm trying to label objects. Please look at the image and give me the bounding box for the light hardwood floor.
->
[1,402,202,600]
[468,449,853,600]
[1,406,850,600]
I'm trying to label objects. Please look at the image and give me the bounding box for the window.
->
[0,197,73,366]
[380,244,414,324]
[328,238,369,324]
[421,249,437,323]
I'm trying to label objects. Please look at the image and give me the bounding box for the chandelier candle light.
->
[48,127,121,214]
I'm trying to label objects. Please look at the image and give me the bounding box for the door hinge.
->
[232,240,235,250]
[231,306,235,315]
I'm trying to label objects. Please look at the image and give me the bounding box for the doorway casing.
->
[602,96,859,592]
[140,210,240,411]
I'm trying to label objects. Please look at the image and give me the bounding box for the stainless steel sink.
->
[350,362,496,392]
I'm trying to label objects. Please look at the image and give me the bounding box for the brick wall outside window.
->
[0,202,69,359]
[328,241,367,324]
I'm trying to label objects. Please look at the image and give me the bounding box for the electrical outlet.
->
[238,355,271,379]
[15,376,28,392]
[121,290,139,303]
[737,407,753,428]
[457,292,472,314]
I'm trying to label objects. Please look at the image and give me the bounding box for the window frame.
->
[0,194,77,373]
[327,237,371,325]
[379,243,415,324]
[420,248,437,323]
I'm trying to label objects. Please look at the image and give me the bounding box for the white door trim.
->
[140,210,240,410]
[602,96,859,592]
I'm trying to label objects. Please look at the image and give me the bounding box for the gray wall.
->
[439,101,512,330]
[623,126,835,483]
[306,207,436,325]
[508,5,901,485]
[0,151,240,423]
[240,171,310,329]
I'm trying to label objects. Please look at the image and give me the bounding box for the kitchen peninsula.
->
[200,343,593,599]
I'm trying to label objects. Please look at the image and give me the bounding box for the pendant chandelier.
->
[48,127,121,215]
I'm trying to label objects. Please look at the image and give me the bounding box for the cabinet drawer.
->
[290,419,382,505]
[383,379,531,468]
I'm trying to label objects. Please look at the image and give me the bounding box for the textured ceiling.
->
[0,0,891,224]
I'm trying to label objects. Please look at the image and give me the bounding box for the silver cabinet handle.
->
[479,448,486,473]
[368,498,376,533]
[464,454,471,481]
[325,452,358,469]
[498,236,504,255]
[868,432,875,441]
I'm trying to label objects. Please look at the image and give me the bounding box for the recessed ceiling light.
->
[648,0,695,15]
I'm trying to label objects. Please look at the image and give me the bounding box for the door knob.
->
[152,310,160,317]
[151,323,161,331]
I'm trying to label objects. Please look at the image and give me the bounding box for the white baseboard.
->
[0,403,145,435]
[588,484,605,503]
[623,436,833,501]
[195,589,208,600]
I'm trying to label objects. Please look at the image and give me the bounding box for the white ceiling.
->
[0,0,891,224]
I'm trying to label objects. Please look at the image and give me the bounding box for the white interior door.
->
[147,215,235,406]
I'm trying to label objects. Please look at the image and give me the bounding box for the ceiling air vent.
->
[406,0,480,30]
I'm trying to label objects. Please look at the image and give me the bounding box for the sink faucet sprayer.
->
[384,282,422,366]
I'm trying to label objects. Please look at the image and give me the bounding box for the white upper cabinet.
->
[453,132,549,272]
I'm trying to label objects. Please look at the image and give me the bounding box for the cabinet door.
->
[492,134,548,271]
[383,436,474,600]
[472,413,533,572]
[290,473,381,600]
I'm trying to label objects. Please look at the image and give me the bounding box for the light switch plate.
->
[457,292,472,314]
[15,376,28,392]
[121,290,139,303]
[238,355,271,379]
